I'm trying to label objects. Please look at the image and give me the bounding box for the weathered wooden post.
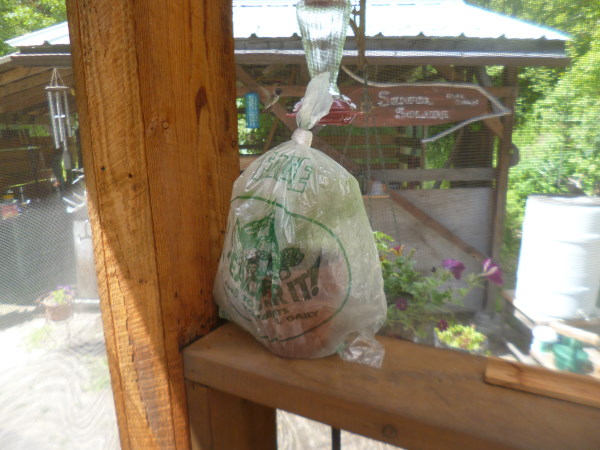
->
[66,0,240,447]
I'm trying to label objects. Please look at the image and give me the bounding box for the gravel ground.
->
[0,304,119,450]
[0,304,400,450]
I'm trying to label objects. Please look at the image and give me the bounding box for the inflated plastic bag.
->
[213,73,387,367]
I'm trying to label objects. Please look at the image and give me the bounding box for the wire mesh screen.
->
[238,62,497,312]
[0,66,119,448]
[234,0,600,376]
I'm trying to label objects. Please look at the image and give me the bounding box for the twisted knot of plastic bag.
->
[292,128,313,147]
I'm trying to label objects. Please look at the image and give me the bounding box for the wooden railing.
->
[183,323,600,450]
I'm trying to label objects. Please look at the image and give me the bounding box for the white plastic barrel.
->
[515,195,600,321]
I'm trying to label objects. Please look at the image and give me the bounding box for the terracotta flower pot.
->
[41,297,74,321]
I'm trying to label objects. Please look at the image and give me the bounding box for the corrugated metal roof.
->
[6,21,70,47]
[232,0,569,41]
[7,0,569,49]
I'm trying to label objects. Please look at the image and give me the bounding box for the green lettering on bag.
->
[251,152,313,193]
[220,195,352,343]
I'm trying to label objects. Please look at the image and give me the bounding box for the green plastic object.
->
[552,337,590,374]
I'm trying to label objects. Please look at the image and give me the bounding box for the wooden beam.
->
[239,155,261,171]
[549,322,600,347]
[185,323,600,450]
[0,113,49,125]
[0,74,76,114]
[234,51,572,68]
[186,382,277,450]
[319,134,421,149]
[0,66,49,86]
[371,168,497,183]
[0,68,58,98]
[487,67,518,314]
[66,0,239,448]
[485,357,600,409]
[9,53,72,67]
[262,116,279,153]
[483,117,504,138]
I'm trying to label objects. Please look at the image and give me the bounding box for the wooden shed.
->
[2,0,571,311]
[3,1,600,449]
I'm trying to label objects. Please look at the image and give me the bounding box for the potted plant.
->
[39,285,74,321]
[374,231,503,344]
[434,323,488,355]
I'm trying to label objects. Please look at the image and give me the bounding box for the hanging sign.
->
[245,92,260,129]
[347,85,492,127]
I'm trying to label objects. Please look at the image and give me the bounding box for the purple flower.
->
[480,258,503,285]
[395,297,409,311]
[436,319,449,332]
[442,259,466,280]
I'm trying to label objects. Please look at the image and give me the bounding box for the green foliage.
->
[435,323,487,352]
[44,285,74,305]
[374,231,480,337]
[503,26,600,271]
[237,98,281,155]
[83,355,112,392]
[464,2,600,280]
[469,1,600,124]
[24,324,53,351]
[469,0,598,58]
[0,0,67,55]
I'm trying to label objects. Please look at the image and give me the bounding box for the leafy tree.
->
[469,0,600,120]
[0,0,66,55]
[470,0,598,58]
[502,25,600,273]
[465,2,600,278]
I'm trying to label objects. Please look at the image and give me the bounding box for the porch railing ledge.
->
[183,322,600,450]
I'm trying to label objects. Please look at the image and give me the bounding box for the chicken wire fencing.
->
[0,109,119,448]
[233,1,600,332]
[238,62,507,312]
[0,119,97,301]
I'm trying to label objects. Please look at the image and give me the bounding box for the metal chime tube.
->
[46,89,60,149]
[55,90,72,169]
[54,90,67,146]
[63,90,73,137]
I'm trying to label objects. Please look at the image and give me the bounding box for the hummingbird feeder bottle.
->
[293,0,361,125]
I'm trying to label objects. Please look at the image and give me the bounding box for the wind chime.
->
[46,68,73,170]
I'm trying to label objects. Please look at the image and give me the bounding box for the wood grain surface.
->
[486,357,600,409]
[66,0,238,448]
[185,323,600,450]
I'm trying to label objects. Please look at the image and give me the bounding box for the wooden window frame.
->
[66,1,600,448]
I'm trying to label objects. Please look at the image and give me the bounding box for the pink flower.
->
[395,297,409,311]
[480,258,503,285]
[442,259,465,280]
[391,245,403,256]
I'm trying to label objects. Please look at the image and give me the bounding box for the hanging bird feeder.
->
[46,68,73,169]
[290,0,361,125]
